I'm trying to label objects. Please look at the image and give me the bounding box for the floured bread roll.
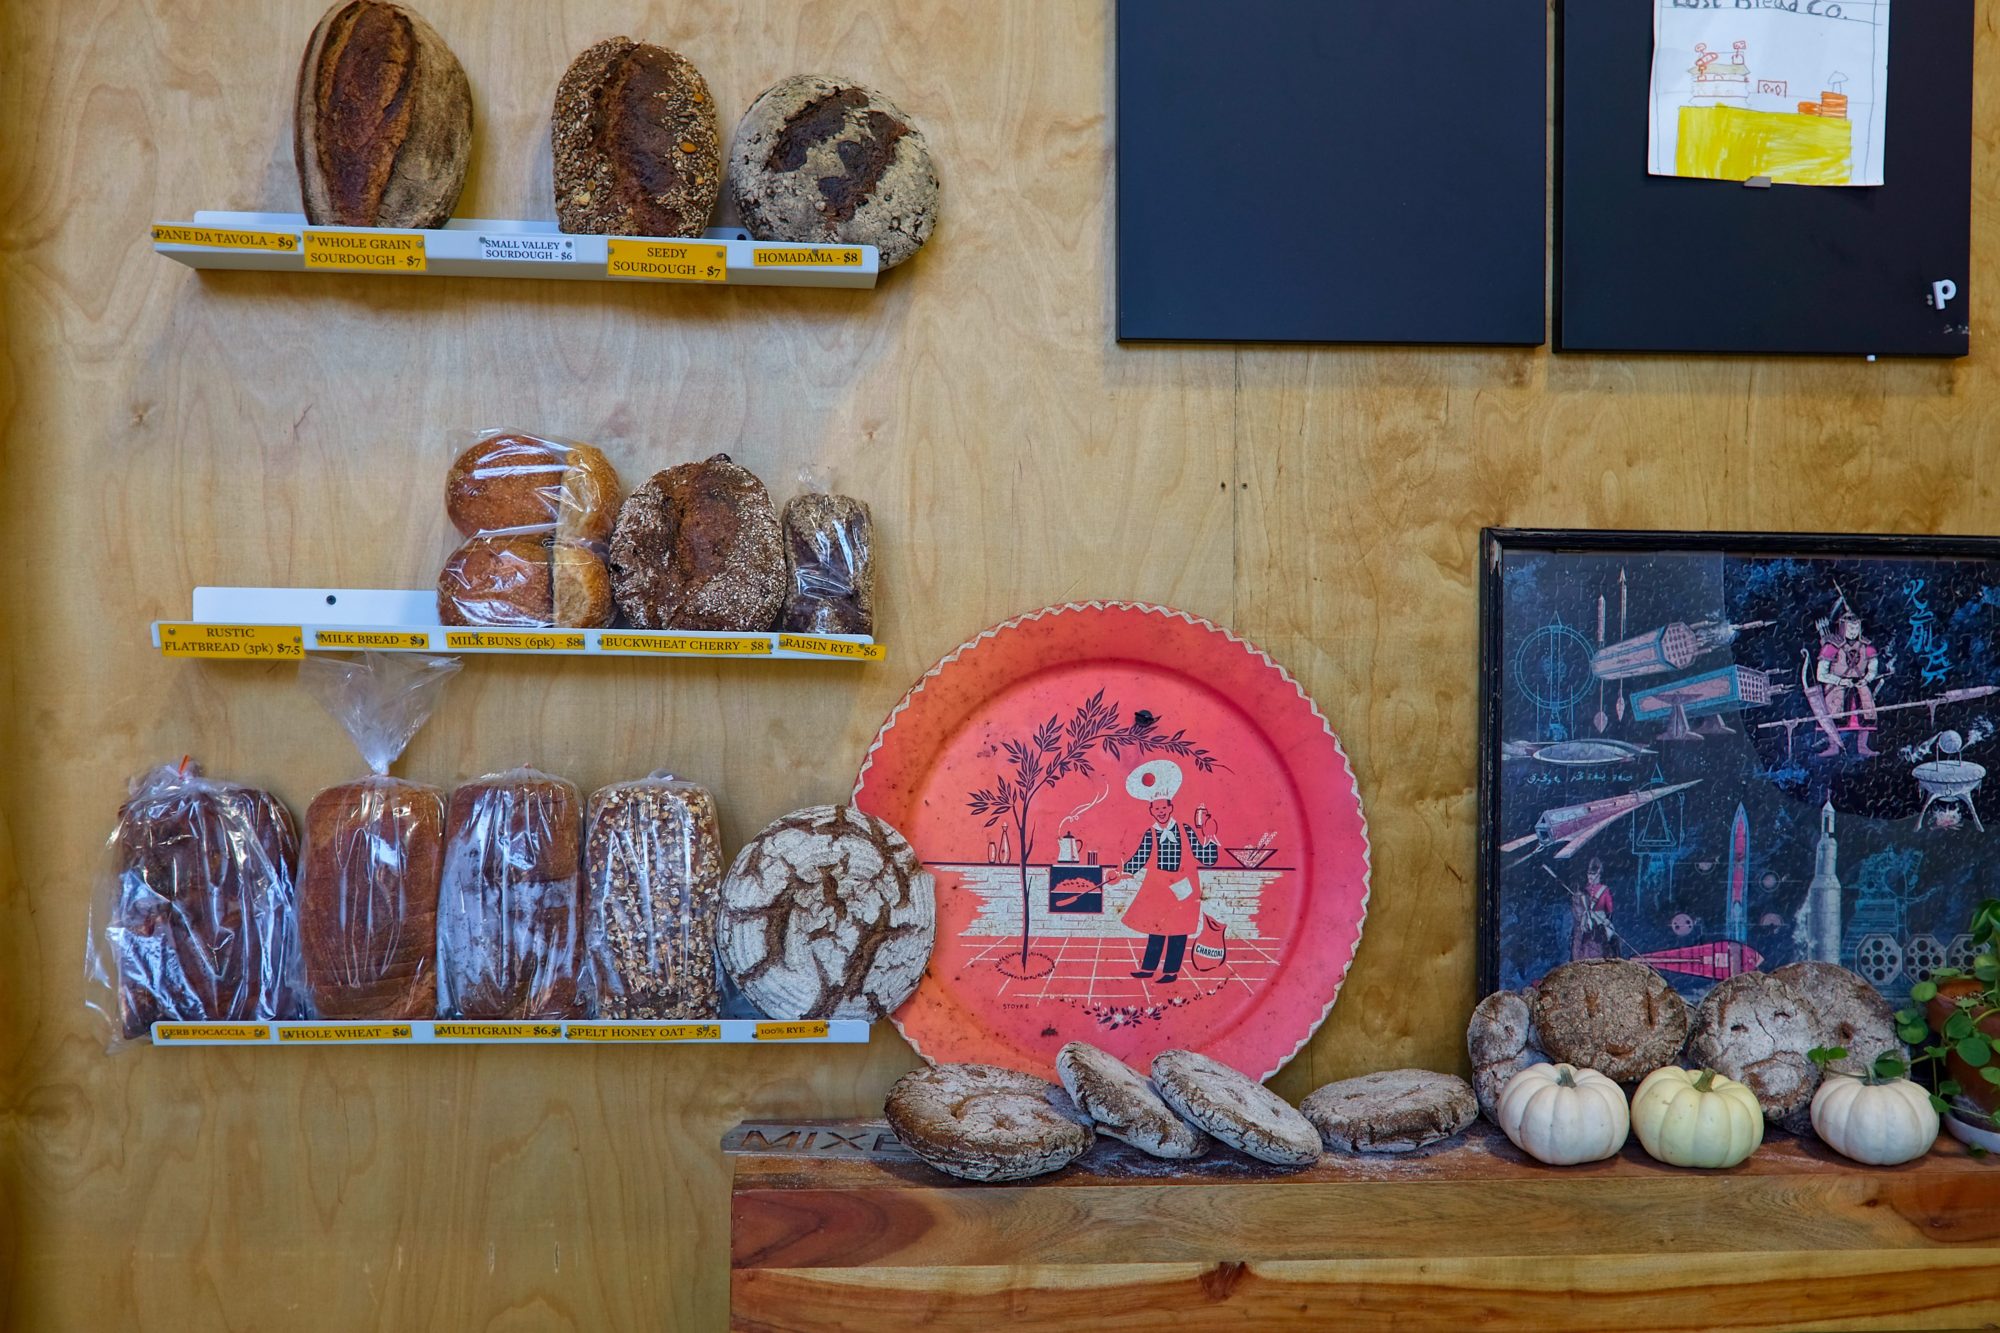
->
[886,1062,1093,1182]
[1056,1041,1209,1160]
[1151,1049,1321,1168]
[717,804,935,1020]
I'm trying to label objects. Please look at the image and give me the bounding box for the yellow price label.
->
[751,245,866,268]
[277,1024,413,1042]
[434,1022,561,1040]
[151,224,299,252]
[565,1023,722,1043]
[598,633,772,657]
[607,238,728,283]
[158,623,304,661]
[778,634,885,661]
[443,630,586,652]
[303,230,427,273]
[153,1022,271,1042]
[314,629,432,650]
[754,1021,831,1041]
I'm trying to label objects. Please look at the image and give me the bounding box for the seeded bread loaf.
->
[609,455,787,631]
[553,38,721,237]
[585,774,724,1019]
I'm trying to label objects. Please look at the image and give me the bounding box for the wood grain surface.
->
[1,1,1996,1330]
[728,1121,2000,1329]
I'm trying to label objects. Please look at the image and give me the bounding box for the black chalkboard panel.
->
[1116,0,1547,346]
[1557,1,1971,357]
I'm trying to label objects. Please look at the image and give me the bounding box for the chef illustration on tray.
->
[1102,759,1221,983]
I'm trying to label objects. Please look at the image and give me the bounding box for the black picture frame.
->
[1479,528,2000,999]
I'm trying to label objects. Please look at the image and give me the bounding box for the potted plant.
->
[1894,897,2000,1145]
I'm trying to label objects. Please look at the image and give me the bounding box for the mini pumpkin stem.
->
[1694,1068,1718,1093]
[1557,1066,1577,1088]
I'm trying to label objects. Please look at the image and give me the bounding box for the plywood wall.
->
[3,2,1994,1327]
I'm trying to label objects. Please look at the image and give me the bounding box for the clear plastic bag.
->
[779,468,875,636]
[85,760,306,1044]
[437,428,622,628]
[297,653,459,1019]
[583,771,725,1019]
[438,767,589,1019]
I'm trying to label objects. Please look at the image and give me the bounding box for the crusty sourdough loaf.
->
[294,0,472,228]
[1688,971,1821,1121]
[1531,959,1689,1083]
[299,776,443,1019]
[609,455,787,632]
[727,75,939,269]
[1467,988,1548,1121]
[552,38,721,237]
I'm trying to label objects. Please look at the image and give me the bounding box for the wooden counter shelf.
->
[726,1118,2000,1332]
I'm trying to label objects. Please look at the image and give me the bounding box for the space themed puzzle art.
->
[1480,530,2000,1003]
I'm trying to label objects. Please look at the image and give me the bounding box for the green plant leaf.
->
[1940,1079,1963,1097]
[1932,967,1966,981]
[1981,1067,2000,1085]
[1930,1092,1951,1113]
[1808,1045,1849,1067]
[1958,1035,1993,1068]
[1976,955,2000,983]
[1947,1010,1976,1040]
[1902,1021,1934,1044]
[1911,980,1940,1003]
[1925,1043,1952,1061]
[1874,1052,1909,1081]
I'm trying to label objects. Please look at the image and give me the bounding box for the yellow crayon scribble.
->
[1676,106,1854,187]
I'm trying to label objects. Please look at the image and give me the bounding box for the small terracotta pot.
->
[1926,977,2000,1115]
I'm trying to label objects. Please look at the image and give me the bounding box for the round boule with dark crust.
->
[718,804,935,1020]
[1300,1069,1478,1154]
[1531,959,1690,1083]
[885,1063,1093,1182]
[1689,970,1821,1121]
[1468,989,1548,1121]
[728,74,939,269]
[1150,1049,1321,1168]
[553,37,721,237]
[609,455,786,631]
[1056,1041,1209,1160]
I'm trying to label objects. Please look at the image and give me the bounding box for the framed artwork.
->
[1480,529,2000,1003]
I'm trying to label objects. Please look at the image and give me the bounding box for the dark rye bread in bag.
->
[294,0,472,229]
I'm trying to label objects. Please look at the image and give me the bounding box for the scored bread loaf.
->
[104,765,303,1037]
[294,0,472,229]
[300,776,443,1019]
[553,38,721,237]
[609,456,787,631]
[584,774,725,1019]
[437,769,587,1020]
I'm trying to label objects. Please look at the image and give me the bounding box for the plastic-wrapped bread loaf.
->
[300,777,445,1019]
[437,768,588,1019]
[92,763,305,1039]
[779,492,875,636]
[584,772,724,1019]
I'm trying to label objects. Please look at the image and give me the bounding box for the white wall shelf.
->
[152,212,880,288]
[150,1018,868,1046]
[151,588,882,662]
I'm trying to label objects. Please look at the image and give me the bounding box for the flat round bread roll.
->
[1301,1069,1478,1154]
[1150,1049,1321,1168]
[717,804,935,1020]
[1771,961,1903,1137]
[1056,1042,1209,1160]
[1468,988,1548,1122]
[885,1063,1093,1182]
[1532,960,1689,1083]
[1688,971,1821,1121]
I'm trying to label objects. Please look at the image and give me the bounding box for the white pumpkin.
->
[1631,1066,1763,1169]
[1811,1075,1939,1166]
[1496,1062,1630,1165]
